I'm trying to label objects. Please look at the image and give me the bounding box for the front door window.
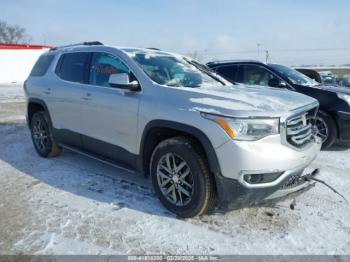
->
[242,65,276,87]
[89,52,130,87]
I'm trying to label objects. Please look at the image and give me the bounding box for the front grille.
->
[286,107,317,148]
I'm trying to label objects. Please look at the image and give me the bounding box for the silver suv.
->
[25,42,321,217]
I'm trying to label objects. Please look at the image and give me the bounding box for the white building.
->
[0,43,51,85]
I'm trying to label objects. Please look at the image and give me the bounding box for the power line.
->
[203,47,350,55]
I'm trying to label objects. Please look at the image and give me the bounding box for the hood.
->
[314,84,350,95]
[182,84,318,118]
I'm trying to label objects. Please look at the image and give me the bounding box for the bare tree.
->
[0,20,31,44]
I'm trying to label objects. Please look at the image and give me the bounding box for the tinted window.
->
[89,52,130,87]
[295,69,321,83]
[56,52,89,83]
[269,64,317,87]
[30,55,54,76]
[242,65,276,86]
[215,65,238,83]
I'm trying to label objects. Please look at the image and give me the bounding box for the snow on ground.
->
[0,84,25,124]
[0,85,349,255]
[0,84,25,103]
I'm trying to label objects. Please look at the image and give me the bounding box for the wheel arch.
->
[139,120,221,179]
[318,107,340,139]
[27,98,52,127]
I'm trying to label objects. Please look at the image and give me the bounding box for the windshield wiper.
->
[183,58,227,86]
[184,85,201,88]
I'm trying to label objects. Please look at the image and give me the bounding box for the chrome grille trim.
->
[290,128,313,145]
[287,113,314,147]
[280,102,319,150]
[287,117,304,126]
[287,123,312,135]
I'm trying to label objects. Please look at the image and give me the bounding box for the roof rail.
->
[50,41,103,51]
[206,59,262,65]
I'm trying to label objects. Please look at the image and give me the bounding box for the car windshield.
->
[269,64,318,87]
[123,49,227,88]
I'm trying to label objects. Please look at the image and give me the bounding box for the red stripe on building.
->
[0,43,52,50]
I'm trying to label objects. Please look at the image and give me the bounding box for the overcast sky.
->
[2,0,350,65]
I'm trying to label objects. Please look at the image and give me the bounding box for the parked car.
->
[295,68,322,83]
[339,74,350,88]
[207,60,350,149]
[25,42,321,217]
[319,71,338,86]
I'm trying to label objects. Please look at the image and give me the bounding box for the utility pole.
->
[265,50,269,63]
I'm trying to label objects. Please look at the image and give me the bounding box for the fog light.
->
[243,172,283,184]
[244,174,263,184]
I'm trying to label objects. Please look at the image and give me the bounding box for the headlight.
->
[337,93,350,105]
[201,113,279,141]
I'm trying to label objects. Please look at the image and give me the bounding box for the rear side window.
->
[215,65,239,83]
[30,55,54,77]
[55,52,89,83]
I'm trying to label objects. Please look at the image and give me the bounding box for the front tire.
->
[150,137,215,218]
[30,111,61,158]
[315,110,337,150]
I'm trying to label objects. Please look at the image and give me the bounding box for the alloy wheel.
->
[315,116,329,143]
[32,119,49,151]
[156,153,194,206]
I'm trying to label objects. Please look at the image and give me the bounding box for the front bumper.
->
[213,135,321,209]
[336,111,350,141]
[215,134,321,182]
[214,168,318,210]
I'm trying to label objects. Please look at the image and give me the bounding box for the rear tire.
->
[30,111,61,158]
[315,110,337,150]
[150,137,215,218]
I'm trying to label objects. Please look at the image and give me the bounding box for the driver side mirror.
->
[108,73,140,91]
[268,78,287,88]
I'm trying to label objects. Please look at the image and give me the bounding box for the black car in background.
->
[207,60,350,149]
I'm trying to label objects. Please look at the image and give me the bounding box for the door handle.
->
[81,93,92,101]
[43,88,51,95]
[82,97,92,101]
